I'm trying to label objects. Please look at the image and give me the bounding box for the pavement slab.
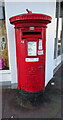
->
[1,64,63,119]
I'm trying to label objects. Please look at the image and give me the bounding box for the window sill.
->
[0,70,11,74]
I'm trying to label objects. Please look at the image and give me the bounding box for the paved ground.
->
[1,64,63,119]
[61,63,63,119]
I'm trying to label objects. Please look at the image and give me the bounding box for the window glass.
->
[0,2,9,70]
[54,2,63,59]
[58,18,62,56]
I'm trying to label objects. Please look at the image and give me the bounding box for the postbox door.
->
[26,38,45,92]
[18,37,45,92]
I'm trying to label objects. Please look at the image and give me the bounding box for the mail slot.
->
[9,9,52,93]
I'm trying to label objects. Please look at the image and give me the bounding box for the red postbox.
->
[9,10,52,93]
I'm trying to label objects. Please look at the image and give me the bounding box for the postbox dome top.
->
[9,9,52,24]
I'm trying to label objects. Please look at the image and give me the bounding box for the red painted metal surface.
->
[9,10,52,92]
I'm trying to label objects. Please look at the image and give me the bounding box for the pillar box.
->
[9,10,52,93]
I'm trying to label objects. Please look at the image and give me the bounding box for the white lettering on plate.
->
[25,58,39,62]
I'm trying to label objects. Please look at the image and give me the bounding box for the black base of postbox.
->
[16,89,45,108]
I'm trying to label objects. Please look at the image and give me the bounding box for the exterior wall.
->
[4,2,56,87]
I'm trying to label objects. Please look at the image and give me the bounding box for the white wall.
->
[5,2,56,86]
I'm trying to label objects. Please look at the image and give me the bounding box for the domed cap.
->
[9,9,52,24]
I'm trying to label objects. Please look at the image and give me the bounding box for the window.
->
[60,1,63,54]
[58,18,62,56]
[0,2,9,70]
[54,2,63,59]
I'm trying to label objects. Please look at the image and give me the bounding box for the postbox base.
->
[16,89,45,108]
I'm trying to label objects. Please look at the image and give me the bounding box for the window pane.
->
[54,18,57,59]
[58,18,62,56]
[0,2,9,70]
